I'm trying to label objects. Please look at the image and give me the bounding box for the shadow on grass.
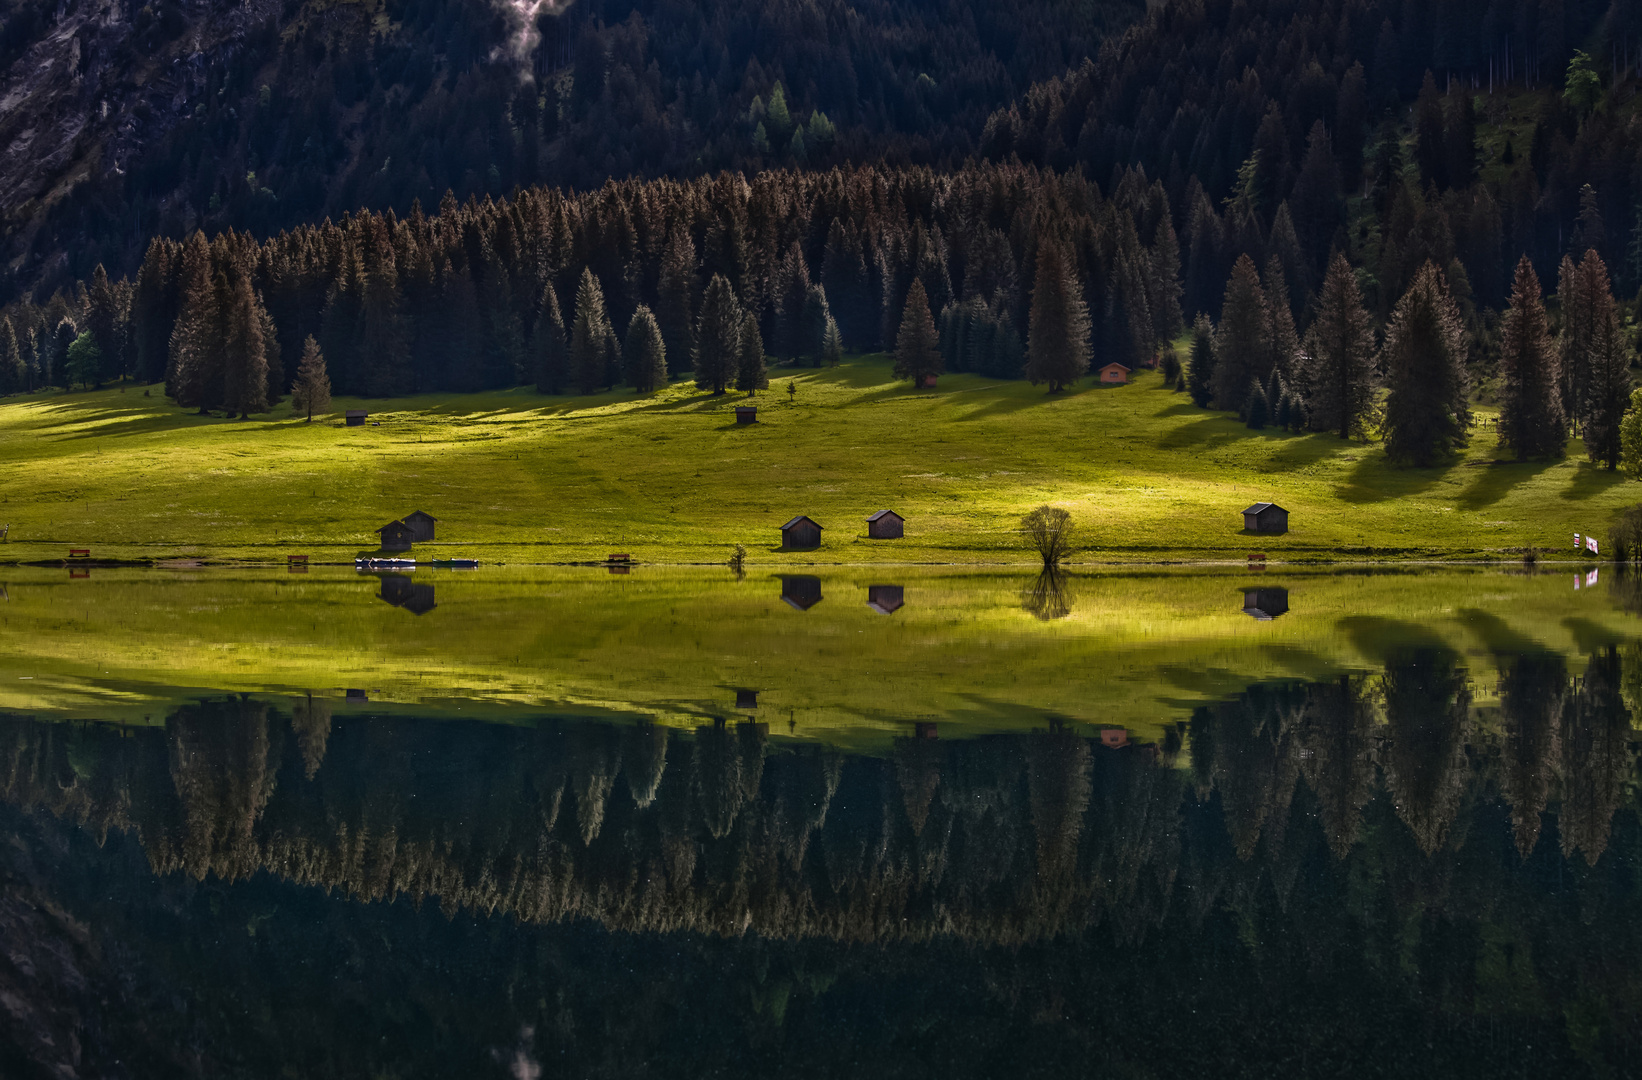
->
[1455,457,1560,510]
[1458,608,1552,659]
[1563,460,1627,500]
[1334,450,1454,504]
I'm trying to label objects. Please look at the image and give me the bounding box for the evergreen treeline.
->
[0,163,1186,400]
[0,0,1143,303]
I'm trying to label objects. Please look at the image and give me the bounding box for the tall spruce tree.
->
[0,318,22,395]
[85,263,126,383]
[532,284,569,394]
[736,311,768,392]
[799,284,831,366]
[694,274,740,394]
[1557,253,1594,426]
[1212,255,1270,410]
[821,315,844,367]
[222,271,270,417]
[1304,253,1375,439]
[571,268,616,395]
[1262,254,1301,382]
[1025,243,1091,392]
[656,226,697,375]
[291,336,332,421]
[1579,253,1631,469]
[894,278,942,386]
[1186,313,1215,407]
[623,306,669,393]
[1383,262,1471,466]
[167,236,225,412]
[1497,256,1565,460]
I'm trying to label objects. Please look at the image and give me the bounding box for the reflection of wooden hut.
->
[735,406,758,425]
[404,510,438,541]
[345,688,369,701]
[736,689,758,710]
[780,575,823,610]
[914,721,938,739]
[378,574,437,615]
[377,519,415,552]
[1242,587,1290,620]
[866,584,905,614]
[399,585,436,615]
[345,410,368,426]
[1242,502,1289,534]
[866,509,904,539]
[1100,728,1129,748]
[780,515,823,549]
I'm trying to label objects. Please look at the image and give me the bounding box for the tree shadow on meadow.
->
[1333,450,1454,504]
[1454,457,1560,510]
[1562,460,1627,501]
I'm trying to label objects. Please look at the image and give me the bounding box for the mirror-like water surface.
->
[1,569,1638,1076]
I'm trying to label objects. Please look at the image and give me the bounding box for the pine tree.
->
[168,238,226,412]
[291,336,332,421]
[1244,379,1269,429]
[821,315,843,368]
[85,263,126,384]
[894,278,942,387]
[736,311,768,392]
[132,237,180,384]
[259,301,282,405]
[1557,253,1592,425]
[1579,253,1631,469]
[656,226,696,375]
[799,284,831,366]
[1497,257,1565,459]
[1304,253,1376,439]
[1025,243,1091,392]
[775,241,811,362]
[1620,388,1642,478]
[694,274,740,394]
[1186,313,1215,407]
[571,268,616,395]
[1262,254,1301,382]
[623,306,668,393]
[222,271,270,417]
[0,318,22,395]
[1383,262,1472,466]
[532,284,569,394]
[1148,215,1184,340]
[65,333,102,390]
[1211,255,1269,410]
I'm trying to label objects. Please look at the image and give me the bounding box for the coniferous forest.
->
[5,0,1642,466]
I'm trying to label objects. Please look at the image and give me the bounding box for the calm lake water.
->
[1,567,1638,1076]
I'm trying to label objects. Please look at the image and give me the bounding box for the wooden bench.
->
[68,548,91,559]
[607,553,632,563]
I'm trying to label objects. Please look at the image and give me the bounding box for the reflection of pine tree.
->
[1497,655,1566,857]
[623,723,669,808]
[893,737,942,837]
[291,693,333,780]
[694,721,746,840]
[1382,649,1473,854]
[571,729,621,846]
[1192,684,1305,860]
[1558,648,1632,865]
[1295,675,1378,857]
[165,699,276,880]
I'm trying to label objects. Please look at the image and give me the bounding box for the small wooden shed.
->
[866,584,905,614]
[1242,502,1289,534]
[1242,587,1290,621]
[780,575,824,610]
[780,515,823,549]
[735,406,758,424]
[377,519,416,552]
[345,410,369,426]
[1097,362,1131,384]
[404,510,438,542]
[866,509,905,539]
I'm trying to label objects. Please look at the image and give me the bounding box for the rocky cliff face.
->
[0,0,280,283]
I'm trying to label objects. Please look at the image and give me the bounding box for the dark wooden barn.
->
[1242,502,1289,534]
[780,515,823,549]
[1242,587,1290,620]
[780,575,824,610]
[345,410,369,426]
[866,584,905,614]
[866,509,905,539]
[735,406,758,424]
[404,510,438,542]
[377,519,416,552]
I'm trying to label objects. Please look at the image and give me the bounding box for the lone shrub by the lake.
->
[1022,505,1076,568]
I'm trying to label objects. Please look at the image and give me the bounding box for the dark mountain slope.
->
[0,0,1144,304]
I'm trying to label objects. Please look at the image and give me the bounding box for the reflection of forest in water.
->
[2,646,1640,1075]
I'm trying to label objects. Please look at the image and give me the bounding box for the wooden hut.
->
[404,510,438,542]
[735,406,758,424]
[866,509,904,539]
[780,575,824,610]
[1242,502,1289,534]
[345,410,369,426]
[1097,362,1131,384]
[1242,587,1290,620]
[377,519,416,552]
[780,515,823,549]
[866,584,904,614]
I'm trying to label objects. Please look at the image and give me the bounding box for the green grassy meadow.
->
[1,565,1636,748]
[0,354,1636,566]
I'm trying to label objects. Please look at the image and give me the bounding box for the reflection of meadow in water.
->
[2,642,1639,1075]
[2,567,1640,744]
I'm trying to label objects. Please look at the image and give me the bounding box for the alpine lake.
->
[2,562,1640,1077]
